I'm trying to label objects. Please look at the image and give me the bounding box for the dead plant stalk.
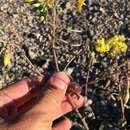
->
[116,61,125,120]
[51,1,89,129]
[52,0,60,71]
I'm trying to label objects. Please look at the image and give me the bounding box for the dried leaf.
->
[64,67,74,76]
[91,51,97,64]
[121,78,129,105]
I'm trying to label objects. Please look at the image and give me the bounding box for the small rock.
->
[0,42,4,49]
[28,47,38,60]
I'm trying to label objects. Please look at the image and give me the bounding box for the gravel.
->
[0,0,130,129]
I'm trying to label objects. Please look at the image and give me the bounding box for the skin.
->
[0,72,84,130]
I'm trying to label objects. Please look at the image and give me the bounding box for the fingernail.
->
[49,72,70,90]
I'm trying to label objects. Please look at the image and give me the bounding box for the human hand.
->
[0,72,84,130]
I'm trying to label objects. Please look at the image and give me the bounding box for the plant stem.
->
[52,0,60,71]
[115,61,126,119]
[51,2,89,129]
[10,44,43,76]
[64,49,82,71]
[85,45,92,96]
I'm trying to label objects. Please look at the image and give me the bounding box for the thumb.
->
[32,72,70,121]
[45,72,70,102]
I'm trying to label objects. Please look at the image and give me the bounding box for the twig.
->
[57,39,69,44]
[119,81,125,119]
[67,29,82,33]
[116,61,126,120]
[64,49,82,71]
[104,79,111,89]
[85,45,92,96]
[71,44,82,47]
[23,53,43,76]
[10,44,43,76]
[85,61,91,95]
[52,0,60,71]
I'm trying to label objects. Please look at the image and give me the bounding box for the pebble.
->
[0,0,130,129]
[28,47,38,60]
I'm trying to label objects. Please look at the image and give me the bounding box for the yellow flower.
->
[106,35,119,46]
[106,35,126,46]
[96,35,128,56]
[118,35,126,42]
[96,38,110,52]
[111,42,128,56]
[111,44,121,56]
[109,36,127,56]
[76,0,85,11]
[119,42,128,52]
